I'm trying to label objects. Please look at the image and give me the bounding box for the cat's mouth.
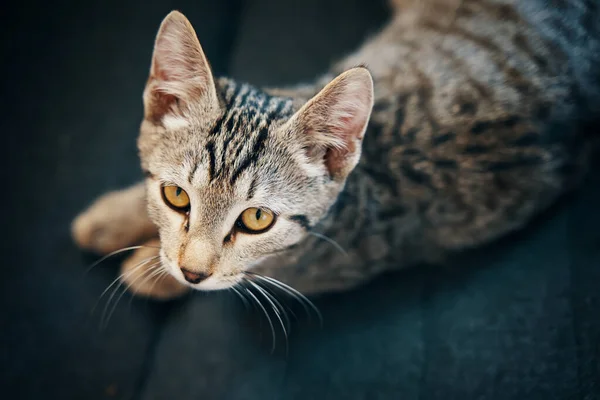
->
[159,249,243,291]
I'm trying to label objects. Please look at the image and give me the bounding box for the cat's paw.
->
[120,241,188,300]
[72,185,157,254]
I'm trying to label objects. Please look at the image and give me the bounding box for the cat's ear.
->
[286,67,374,181]
[143,11,219,126]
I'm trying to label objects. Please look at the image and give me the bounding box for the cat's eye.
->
[238,208,275,233]
[162,185,190,211]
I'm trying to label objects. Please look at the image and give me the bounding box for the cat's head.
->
[138,11,374,290]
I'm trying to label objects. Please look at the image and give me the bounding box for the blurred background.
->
[1,0,599,399]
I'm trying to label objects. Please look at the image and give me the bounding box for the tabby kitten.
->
[73,0,599,297]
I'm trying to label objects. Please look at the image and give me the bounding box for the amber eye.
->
[162,185,190,210]
[238,208,275,232]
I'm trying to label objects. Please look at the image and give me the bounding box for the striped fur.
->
[73,1,599,296]
[204,79,295,184]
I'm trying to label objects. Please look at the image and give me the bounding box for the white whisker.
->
[85,245,159,274]
[245,287,277,353]
[128,264,167,307]
[248,280,288,352]
[230,286,251,310]
[247,272,323,327]
[254,280,298,321]
[133,263,166,296]
[146,269,171,299]
[91,255,159,315]
[308,232,348,258]
[249,280,291,330]
[101,260,161,328]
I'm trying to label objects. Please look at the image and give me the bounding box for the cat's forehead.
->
[177,81,296,186]
[215,79,294,130]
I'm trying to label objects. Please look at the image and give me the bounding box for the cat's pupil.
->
[255,209,262,220]
[176,187,182,197]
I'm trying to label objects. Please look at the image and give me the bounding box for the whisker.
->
[253,280,298,321]
[246,272,323,327]
[230,286,251,310]
[101,260,161,329]
[100,277,128,329]
[146,269,171,299]
[249,280,291,331]
[102,261,162,328]
[84,245,159,274]
[261,284,294,329]
[132,263,166,296]
[248,281,288,353]
[100,260,157,327]
[247,274,306,315]
[128,264,167,308]
[142,269,172,306]
[91,255,159,315]
[308,232,348,258]
[245,286,277,353]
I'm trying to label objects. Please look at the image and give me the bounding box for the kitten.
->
[73,0,599,297]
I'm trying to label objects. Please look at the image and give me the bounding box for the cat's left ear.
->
[143,11,219,126]
[285,67,374,181]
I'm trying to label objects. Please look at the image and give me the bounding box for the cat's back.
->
[353,0,600,116]
[343,0,590,112]
[515,0,600,111]
[334,0,598,250]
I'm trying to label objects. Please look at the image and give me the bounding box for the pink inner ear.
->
[338,113,366,140]
[324,143,356,175]
[146,90,179,124]
[315,99,368,176]
[324,95,371,148]
[154,62,174,82]
[300,68,373,178]
[145,14,215,123]
[153,39,203,84]
[150,35,207,99]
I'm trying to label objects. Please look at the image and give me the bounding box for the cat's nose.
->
[180,268,211,284]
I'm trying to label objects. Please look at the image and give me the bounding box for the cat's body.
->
[73,0,599,296]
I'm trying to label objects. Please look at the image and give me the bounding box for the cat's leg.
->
[120,239,188,300]
[72,182,157,254]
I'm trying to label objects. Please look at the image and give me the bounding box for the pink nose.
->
[180,268,210,284]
